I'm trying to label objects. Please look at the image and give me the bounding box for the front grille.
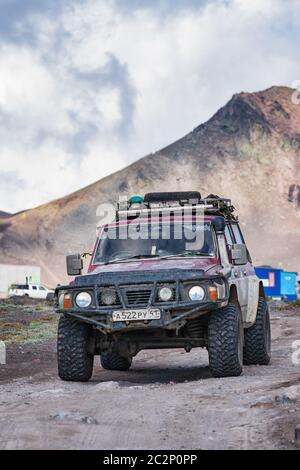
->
[125,288,152,306]
[96,283,178,308]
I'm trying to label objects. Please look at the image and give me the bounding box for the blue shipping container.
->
[255,267,282,298]
[255,267,298,300]
[280,271,297,301]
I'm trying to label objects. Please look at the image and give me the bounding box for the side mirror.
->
[212,216,225,234]
[231,244,248,265]
[66,254,83,276]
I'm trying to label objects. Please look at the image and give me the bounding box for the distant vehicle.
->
[9,284,54,300]
[56,191,271,382]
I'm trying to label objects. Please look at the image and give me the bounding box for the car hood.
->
[89,257,219,274]
[70,257,221,287]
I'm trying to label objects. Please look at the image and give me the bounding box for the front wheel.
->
[57,316,94,382]
[208,303,243,377]
[243,297,271,365]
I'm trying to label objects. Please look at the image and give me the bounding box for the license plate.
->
[112,308,161,322]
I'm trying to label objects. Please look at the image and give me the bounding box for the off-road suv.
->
[55,192,271,381]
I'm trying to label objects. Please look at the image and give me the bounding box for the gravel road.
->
[0,306,299,450]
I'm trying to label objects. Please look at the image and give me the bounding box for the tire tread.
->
[208,303,243,377]
[243,298,271,365]
[57,316,94,382]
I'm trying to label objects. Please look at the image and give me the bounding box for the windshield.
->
[94,221,216,264]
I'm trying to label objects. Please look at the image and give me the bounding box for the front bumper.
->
[56,300,227,333]
[55,270,228,333]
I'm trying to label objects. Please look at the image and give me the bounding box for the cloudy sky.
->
[1,0,300,213]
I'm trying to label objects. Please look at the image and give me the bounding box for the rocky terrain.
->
[0,300,299,450]
[0,86,299,286]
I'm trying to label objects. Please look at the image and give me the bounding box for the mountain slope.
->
[0,86,299,286]
[0,211,12,218]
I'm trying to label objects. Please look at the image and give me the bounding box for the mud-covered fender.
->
[245,275,260,326]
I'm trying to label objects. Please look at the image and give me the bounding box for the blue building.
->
[255,267,298,301]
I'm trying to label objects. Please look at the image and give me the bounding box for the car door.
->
[30,285,39,299]
[38,286,48,299]
[226,223,249,320]
[230,223,259,324]
[22,285,29,296]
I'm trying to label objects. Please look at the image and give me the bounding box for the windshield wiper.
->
[158,252,213,260]
[103,251,213,265]
[103,254,156,265]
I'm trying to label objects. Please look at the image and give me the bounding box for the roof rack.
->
[201,195,237,220]
[116,192,237,221]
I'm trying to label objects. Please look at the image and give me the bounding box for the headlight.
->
[158,286,173,302]
[101,288,117,305]
[75,292,92,308]
[188,285,205,301]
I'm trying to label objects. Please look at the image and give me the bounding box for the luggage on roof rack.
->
[202,195,237,220]
[144,191,201,205]
[115,192,237,221]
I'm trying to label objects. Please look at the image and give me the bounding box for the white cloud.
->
[1,0,300,212]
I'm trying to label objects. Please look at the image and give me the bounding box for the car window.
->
[225,225,234,246]
[32,286,37,290]
[231,223,252,263]
[39,286,46,291]
[231,223,244,244]
[94,221,216,264]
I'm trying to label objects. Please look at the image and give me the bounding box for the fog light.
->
[158,286,173,302]
[101,288,117,305]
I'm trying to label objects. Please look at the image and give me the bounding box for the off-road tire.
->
[243,297,271,365]
[57,316,94,382]
[100,352,132,371]
[208,303,243,377]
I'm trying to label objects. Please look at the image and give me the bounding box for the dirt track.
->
[0,306,299,450]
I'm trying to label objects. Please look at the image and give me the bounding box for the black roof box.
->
[144,191,201,205]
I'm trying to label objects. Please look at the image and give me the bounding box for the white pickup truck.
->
[9,284,54,300]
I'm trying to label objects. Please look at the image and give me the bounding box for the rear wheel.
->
[243,297,271,365]
[208,303,243,377]
[100,352,132,371]
[57,316,94,382]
